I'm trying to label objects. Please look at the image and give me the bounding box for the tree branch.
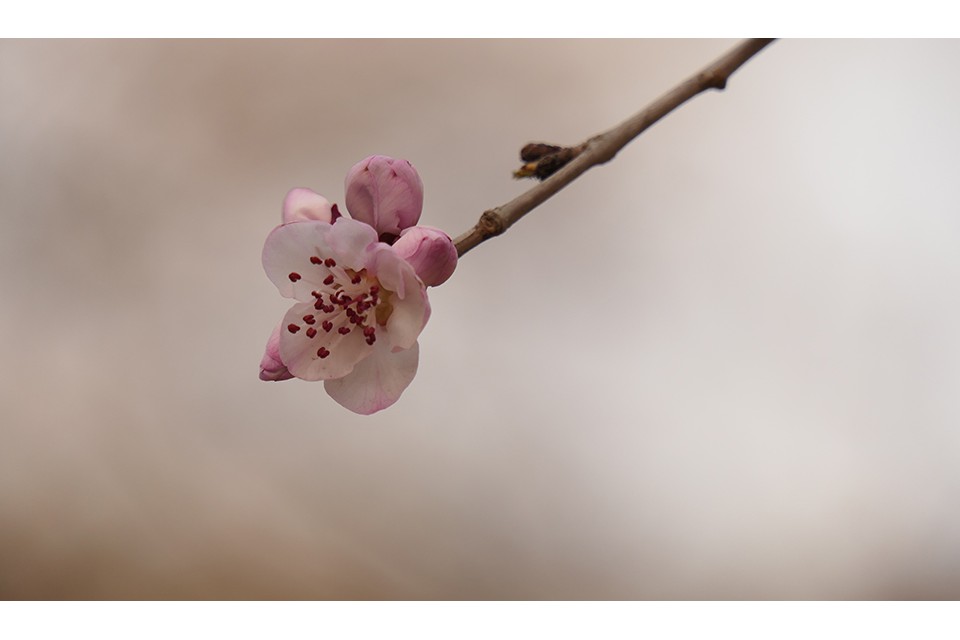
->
[453,38,776,258]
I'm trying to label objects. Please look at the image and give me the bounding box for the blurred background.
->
[1,39,960,599]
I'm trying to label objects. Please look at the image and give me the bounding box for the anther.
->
[287,324,301,334]
[338,327,351,335]
[310,256,322,265]
[322,320,333,332]
[306,327,317,338]
[317,347,330,359]
[302,314,315,325]
[351,274,362,285]
[323,274,335,286]
[363,326,376,337]
[324,258,336,268]
[288,272,302,282]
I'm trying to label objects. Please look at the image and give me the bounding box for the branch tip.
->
[453,39,776,257]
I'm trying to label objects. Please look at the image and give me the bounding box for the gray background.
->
[2,40,959,598]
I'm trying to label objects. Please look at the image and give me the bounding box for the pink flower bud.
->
[259,323,294,381]
[344,155,423,236]
[393,226,458,287]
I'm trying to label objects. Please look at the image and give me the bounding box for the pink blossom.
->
[259,156,455,414]
[393,226,458,287]
[344,155,424,237]
[262,217,430,414]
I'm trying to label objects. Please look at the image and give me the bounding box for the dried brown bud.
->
[520,143,564,162]
[513,145,581,181]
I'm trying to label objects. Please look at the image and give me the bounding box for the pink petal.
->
[344,155,424,236]
[282,188,334,224]
[324,340,419,414]
[259,322,294,381]
[392,226,458,287]
[279,302,373,381]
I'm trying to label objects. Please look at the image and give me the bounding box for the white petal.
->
[327,217,380,272]
[262,219,379,302]
[262,221,334,302]
[324,340,419,414]
[371,246,430,350]
[279,302,373,381]
[282,188,334,224]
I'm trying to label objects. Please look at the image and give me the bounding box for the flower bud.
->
[344,156,423,236]
[259,323,294,381]
[393,226,458,287]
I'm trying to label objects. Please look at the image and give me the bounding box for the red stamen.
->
[324,258,336,268]
[317,347,330,359]
[306,327,317,338]
[363,326,376,337]
[288,272,301,282]
[323,274,335,286]
[322,320,333,332]
[338,326,351,335]
[302,314,315,325]
[310,256,322,265]
[287,324,301,334]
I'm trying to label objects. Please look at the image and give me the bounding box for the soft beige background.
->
[2,40,959,599]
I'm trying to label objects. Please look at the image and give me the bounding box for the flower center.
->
[286,253,391,360]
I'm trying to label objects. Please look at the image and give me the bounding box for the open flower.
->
[259,156,457,415]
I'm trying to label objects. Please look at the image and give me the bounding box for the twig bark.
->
[453,38,776,258]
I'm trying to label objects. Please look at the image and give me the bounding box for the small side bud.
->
[393,226,458,287]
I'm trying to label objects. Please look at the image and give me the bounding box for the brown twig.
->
[453,38,776,258]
